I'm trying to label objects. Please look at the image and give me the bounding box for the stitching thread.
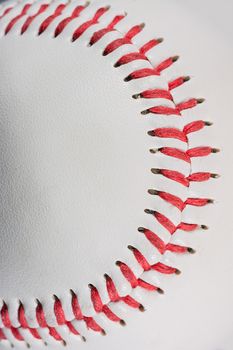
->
[0,1,218,346]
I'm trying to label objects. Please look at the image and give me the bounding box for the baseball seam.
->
[0,1,218,347]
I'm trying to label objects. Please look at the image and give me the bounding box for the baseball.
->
[0,0,232,349]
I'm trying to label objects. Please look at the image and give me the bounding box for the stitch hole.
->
[144,209,155,215]
[62,340,67,346]
[132,93,142,99]
[187,247,196,254]
[82,336,86,342]
[138,227,146,233]
[205,121,213,126]
[149,148,159,154]
[147,130,155,136]
[120,319,126,326]
[157,37,164,44]
[44,342,48,346]
[139,304,145,312]
[212,148,220,153]
[148,189,159,195]
[175,269,181,275]
[124,76,132,82]
[151,168,161,174]
[101,329,106,336]
[26,343,30,348]
[157,288,164,294]
[104,273,110,280]
[127,244,136,252]
[183,75,191,82]
[141,109,150,115]
[207,199,214,204]
[201,224,209,230]
[196,98,205,104]
[172,55,179,63]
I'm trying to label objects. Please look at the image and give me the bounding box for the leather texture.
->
[0,0,232,349]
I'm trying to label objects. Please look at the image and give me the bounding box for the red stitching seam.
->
[0,3,218,346]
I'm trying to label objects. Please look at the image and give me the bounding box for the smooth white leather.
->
[0,0,232,349]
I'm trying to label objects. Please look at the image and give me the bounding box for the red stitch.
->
[185,198,212,207]
[125,67,159,81]
[168,76,190,90]
[145,209,177,234]
[0,6,13,19]
[187,146,215,157]
[54,296,66,325]
[115,52,147,67]
[104,37,131,55]
[141,229,166,254]
[126,24,144,40]
[116,261,138,288]
[166,243,190,254]
[18,303,29,328]
[72,7,108,42]
[54,5,86,37]
[28,328,41,340]
[36,301,48,328]
[177,222,199,231]
[11,327,24,341]
[89,285,103,313]
[154,211,176,234]
[48,327,63,341]
[66,321,80,336]
[1,303,11,328]
[38,4,66,35]
[159,147,191,163]
[103,24,144,55]
[150,128,187,142]
[137,279,159,292]
[89,14,125,45]
[102,305,122,323]
[155,56,179,74]
[156,191,185,211]
[139,89,173,100]
[152,168,189,187]
[0,328,6,340]
[71,290,83,320]
[183,120,207,134]
[188,172,212,182]
[83,316,104,334]
[151,262,179,274]
[139,38,163,54]
[5,4,31,34]
[144,105,181,115]
[129,245,151,270]
[21,4,49,34]
[121,296,143,310]
[105,274,120,302]
[177,98,204,112]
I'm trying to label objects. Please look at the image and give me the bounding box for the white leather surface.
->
[0,0,232,349]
